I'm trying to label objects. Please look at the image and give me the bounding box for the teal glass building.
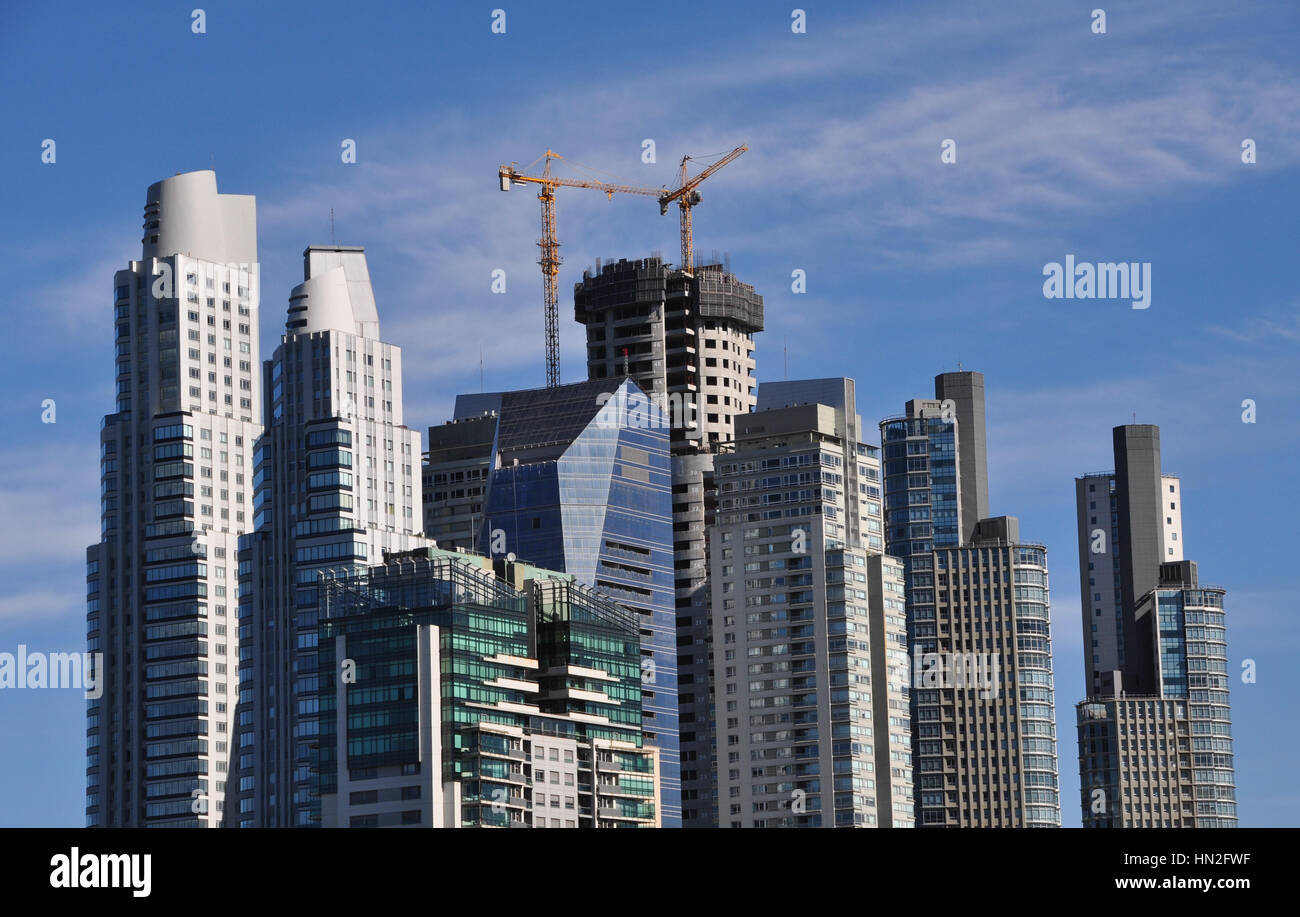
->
[314,548,659,827]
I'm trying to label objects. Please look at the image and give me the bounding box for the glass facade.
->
[1159,585,1235,825]
[317,555,531,797]
[475,378,681,826]
[883,393,1060,827]
[881,414,959,569]
[314,550,657,827]
[91,195,263,828]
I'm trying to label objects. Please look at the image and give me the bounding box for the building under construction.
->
[574,255,764,828]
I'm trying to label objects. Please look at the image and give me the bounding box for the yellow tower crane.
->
[659,145,747,275]
[499,145,747,387]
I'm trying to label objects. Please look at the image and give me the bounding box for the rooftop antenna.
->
[330,208,336,245]
[784,337,788,380]
[480,344,484,392]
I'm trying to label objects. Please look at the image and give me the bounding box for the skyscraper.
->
[574,255,763,827]
[235,245,431,826]
[912,517,1061,827]
[1075,460,1182,698]
[881,371,1061,827]
[423,377,681,825]
[880,371,991,567]
[933,372,988,543]
[316,548,660,828]
[709,379,913,827]
[86,170,263,826]
[421,413,497,551]
[1074,425,1236,827]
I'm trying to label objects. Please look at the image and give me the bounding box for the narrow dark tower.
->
[1112,424,1164,694]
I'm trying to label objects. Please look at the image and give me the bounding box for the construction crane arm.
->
[499,167,662,198]
[658,144,747,205]
[657,144,747,272]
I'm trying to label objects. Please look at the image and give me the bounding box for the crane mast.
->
[499,145,747,386]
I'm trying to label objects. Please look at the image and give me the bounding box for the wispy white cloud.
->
[227,0,1300,410]
[19,0,1294,426]
[1206,311,1300,344]
[0,589,82,624]
[0,443,99,570]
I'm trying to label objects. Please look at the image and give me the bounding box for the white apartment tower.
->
[235,245,431,827]
[709,379,914,827]
[86,170,263,826]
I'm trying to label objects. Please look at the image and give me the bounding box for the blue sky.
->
[1,0,1297,826]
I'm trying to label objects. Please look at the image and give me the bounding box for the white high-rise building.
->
[709,378,914,828]
[86,170,263,827]
[235,245,431,826]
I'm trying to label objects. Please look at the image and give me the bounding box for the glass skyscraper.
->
[315,548,660,827]
[880,403,959,565]
[234,245,430,827]
[881,372,1061,827]
[424,377,681,825]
